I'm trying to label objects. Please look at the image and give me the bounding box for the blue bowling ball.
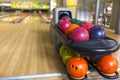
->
[89,26,105,39]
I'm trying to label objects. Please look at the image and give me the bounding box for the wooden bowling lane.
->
[0,12,10,15]
[0,15,65,78]
[0,13,23,23]
[0,12,31,23]
[21,14,41,24]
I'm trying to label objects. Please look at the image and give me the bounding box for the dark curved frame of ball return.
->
[50,24,120,80]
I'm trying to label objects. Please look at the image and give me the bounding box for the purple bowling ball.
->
[70,27,90,42]
[89,26,105,39]
[79,21,87,27]
[59,20,71,33]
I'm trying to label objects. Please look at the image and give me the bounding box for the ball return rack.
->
[50,8,120,80]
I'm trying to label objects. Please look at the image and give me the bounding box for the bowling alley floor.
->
[0,13,120,80]
[0,14,66,80]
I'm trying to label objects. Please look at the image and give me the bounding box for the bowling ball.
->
[70,27,90,42]
[65,24,80,38]
[56,41,63,52]
[59,45,67,57]
[79,21,87,27]
[58,15,71,25]
[62,52,73,65]
[71,18,81,24]
[97,55,118,74]
[61,16,71,21]
[58,19,64,26]
[89,26,105,39]
[67,57,88,78]
[59,20,71,33]
[58,16,71,26]
[62,49,80,65]
[82,23,94,30]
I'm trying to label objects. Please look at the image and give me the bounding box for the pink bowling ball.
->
[58,19,64,26]
[70,27,90,42]
[59,20,71,33]
[82,23,94,30]
[58,16,71,26]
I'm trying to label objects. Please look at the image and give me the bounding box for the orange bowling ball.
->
[65,24,80,38]
[67,57,88,79]
[97,54,118,74]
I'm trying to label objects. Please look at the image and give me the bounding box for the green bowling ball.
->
[70,18,81,24]
[62,52,73,65]
[62,48,80,65]
[59,45,68,57]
